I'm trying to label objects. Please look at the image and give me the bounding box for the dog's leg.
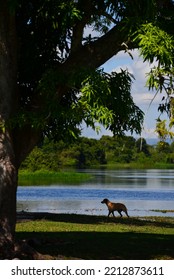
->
[108,210,111,217]
[125,210,129,218]
[118,210,123,217]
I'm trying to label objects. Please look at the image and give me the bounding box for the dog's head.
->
[101,198,109,204]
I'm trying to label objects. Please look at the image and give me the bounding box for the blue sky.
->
[82,49,164,140]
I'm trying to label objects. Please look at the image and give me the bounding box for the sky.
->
[82,49,164,140]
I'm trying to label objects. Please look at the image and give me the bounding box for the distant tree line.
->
[20,136,174,171]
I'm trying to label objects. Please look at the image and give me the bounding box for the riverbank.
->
[18,165,174,186]
[16,212,174,260]
[18,170,93,186]
[104,162,174,169]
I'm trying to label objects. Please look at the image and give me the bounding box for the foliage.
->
[136,23,174,66]
[104,70,143,135]
[21,145,59,171]
[10,0,174,143]
[12,0,160,143]
[155,119,174,140]
[21,136,107,169]
[134,19,174,140]
[135,138,150,156]
[75,69,144,136]
[21,135,174,170]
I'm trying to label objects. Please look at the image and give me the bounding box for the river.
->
[17,169,174,217]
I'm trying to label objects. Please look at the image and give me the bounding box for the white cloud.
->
[133,91,162,105]
[131,127,158,139]
[81,122,113,139]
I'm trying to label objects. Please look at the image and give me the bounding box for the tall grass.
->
[18,170,93,186]
[105,162,174,169]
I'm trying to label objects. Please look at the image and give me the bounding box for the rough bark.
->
[0,132,17,256]
[12,126,42,168]
[0,1,18,256]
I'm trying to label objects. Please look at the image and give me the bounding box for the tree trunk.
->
[0,1,18,258]
[0,132,17,255]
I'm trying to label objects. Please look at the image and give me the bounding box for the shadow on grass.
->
[16,230,174,260]
[17,212,174,228]
[16,212,174,260]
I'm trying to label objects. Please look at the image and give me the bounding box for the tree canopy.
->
[11,0,173,146]
[1,1,169,148]
[15,0,146,143]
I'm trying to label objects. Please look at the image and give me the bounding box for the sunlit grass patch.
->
[16,214,174,260]
[18,170,93,186]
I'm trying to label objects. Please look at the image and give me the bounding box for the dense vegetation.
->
[20,136,174,170]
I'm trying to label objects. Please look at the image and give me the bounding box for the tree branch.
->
[71,21,85,53]
[64,21,136,73]
[71,0,93,53]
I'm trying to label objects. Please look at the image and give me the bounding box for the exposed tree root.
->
[0,236,50,260]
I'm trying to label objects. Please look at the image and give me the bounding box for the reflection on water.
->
[17,169,174,217]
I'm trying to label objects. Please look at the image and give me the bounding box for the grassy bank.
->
[18,170,93,186]
[105,162,174,169]
[18,162,174,186]
[16,213,174,259]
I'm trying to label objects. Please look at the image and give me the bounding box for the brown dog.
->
[101,198,129,218]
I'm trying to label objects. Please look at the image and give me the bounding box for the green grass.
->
[16,213,174,260]
[104,162,174,169]
[18,170,93,186]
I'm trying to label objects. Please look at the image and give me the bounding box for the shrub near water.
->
[20,136,174,169]
[18,170,93,186]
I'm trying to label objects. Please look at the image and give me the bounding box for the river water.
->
[17,169,174,217]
